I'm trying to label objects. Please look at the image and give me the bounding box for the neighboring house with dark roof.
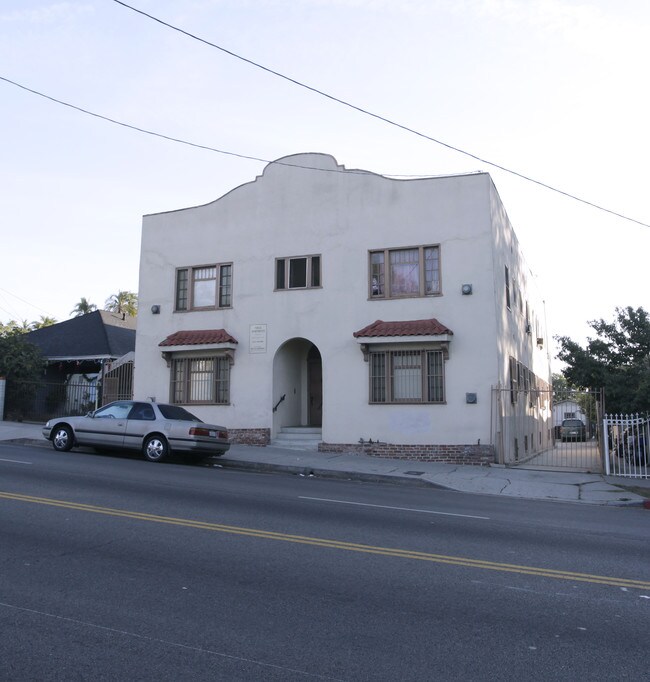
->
[4,311,137,420]
[25,310,136,381]
[134,153,551,463]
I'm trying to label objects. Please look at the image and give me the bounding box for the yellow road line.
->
[2,491,649,590]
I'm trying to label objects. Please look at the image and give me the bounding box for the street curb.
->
[6,438,647,505]
[10,438,446,489]
[209,457,447,489]
[3,438,49,447]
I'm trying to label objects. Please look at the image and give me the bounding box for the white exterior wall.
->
[487,181,550,388]
[135,153,548,449]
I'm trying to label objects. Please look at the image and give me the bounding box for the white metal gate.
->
[603,413,649,479]
[491,387,604,471]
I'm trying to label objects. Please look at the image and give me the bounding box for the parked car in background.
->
[43,400,230,463]
[616,427,648,464]
[560,418,586,442]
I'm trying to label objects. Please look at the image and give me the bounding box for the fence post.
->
[0,377,5,421]
[603,415,611,475]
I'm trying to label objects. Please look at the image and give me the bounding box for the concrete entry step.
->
[280,426,322,434]
[272,426,322,451]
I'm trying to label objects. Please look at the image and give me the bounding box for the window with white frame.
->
[275,255,321,290]
[175,263,232,311]
[170,355,230,405]
[368,349,445,404]
[369,245,440,299]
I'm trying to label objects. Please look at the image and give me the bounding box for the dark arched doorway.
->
[307,344,322,426]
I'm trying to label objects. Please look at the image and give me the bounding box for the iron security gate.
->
[100,353,134,404]
[491,387,604,471]
[603,413,649,479]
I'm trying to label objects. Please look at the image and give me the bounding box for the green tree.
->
[0,327,47,421]
[70,297,97,317]
[30,315,57,330]
[551,372,570,400]
[105,291,138,317]
[0,328,45,380]
[556,306,650,414]
[0,320,31,334]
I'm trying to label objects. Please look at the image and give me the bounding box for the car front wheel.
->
[143,435,169,462]
[52,425,74,452]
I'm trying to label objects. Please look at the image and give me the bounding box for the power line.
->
[0,75,460,179]
[0,286,55,321]
[0,76,270,166]
[112,0,650,230]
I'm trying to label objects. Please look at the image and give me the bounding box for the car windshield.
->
[157,404,201,422]
[94,402,133,419]
[562,419,583,427]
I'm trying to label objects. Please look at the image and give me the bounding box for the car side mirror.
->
[86,411,95,418]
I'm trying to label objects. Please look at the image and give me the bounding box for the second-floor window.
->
[275,255,321,290]
[369,245,440,299]
[175,263,232,311]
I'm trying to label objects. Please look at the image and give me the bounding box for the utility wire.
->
[0,76,270,166]
[112,0,650,229]
[0,75,458,178]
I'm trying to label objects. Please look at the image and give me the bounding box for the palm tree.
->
[70,298,97,317]
[105,291,138,317]
[30,316,57,330]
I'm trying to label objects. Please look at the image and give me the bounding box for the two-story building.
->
[134,153,551,464]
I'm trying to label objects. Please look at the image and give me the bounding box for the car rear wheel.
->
[52,425,74,452]
[143,435,169,462]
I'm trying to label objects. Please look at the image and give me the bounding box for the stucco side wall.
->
[488,180,551,389]
[135,155,512,445]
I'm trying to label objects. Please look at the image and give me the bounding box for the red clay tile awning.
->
[353,318,453,338]
[159,329,238,347]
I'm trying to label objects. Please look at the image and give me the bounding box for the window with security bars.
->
[175,263,233,311]
[369,350,445,404]
[369,245,440,299]
[171,356,230,405]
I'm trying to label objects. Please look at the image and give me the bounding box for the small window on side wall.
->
[275,255,321,290]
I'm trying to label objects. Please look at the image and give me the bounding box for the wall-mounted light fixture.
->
[151,305,160,314]
[466,392,478,404]
[461,284,473,295]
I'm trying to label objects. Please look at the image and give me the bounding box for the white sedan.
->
[43,400,230,463]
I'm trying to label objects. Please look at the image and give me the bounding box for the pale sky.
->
[1,0,649,366]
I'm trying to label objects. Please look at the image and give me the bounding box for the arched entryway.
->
[272,338,322,443]
[307,344,322,426]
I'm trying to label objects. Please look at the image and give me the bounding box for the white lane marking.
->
[0,458,32,464]
[299,496,490,520]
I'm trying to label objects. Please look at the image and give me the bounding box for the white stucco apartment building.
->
[134,153,552,464]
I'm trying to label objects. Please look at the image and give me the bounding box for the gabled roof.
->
[353,318,454,338]
[25,310,136,361]
[159,329,238,347]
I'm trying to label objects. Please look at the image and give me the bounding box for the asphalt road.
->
[1,443,649,681]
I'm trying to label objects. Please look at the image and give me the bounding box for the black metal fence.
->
[4,379,100,422]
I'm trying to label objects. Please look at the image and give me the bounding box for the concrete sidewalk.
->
[1,420,648,507]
